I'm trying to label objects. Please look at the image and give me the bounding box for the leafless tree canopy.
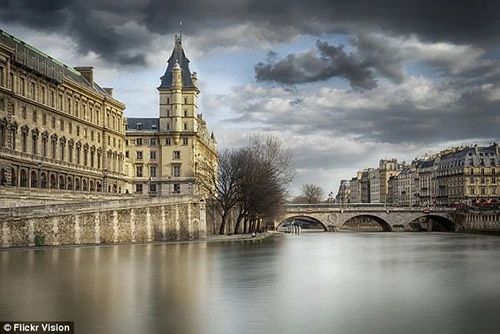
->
[199,135,295,234]
[300,184,324,203]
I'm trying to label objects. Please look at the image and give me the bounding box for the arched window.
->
[0,168,6,186]
[59,175,65,190]
[30,170,37,188]
[97,181,102,192]
[113,184,117,193]
[67,177,73,190]
[40,172,47,188]
[50,174,56,189]
[82,179,88,191]
[20,169,28,187]
[75,178,81,191]
[90,180,95,191]
[11,167,17,186]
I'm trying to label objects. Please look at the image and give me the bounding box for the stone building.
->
[336,179,350,204]
[125,34,217,196]
[394,164,417,206]
[348,172,362,203]
[360,169,371,203]
[414,156,438,206]
[436,144,499,206]
[369,168,380,203]
[0,29,128,193]
[378,159,400,204]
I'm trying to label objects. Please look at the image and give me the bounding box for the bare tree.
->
[198,149,242,235]
[301,184,324,203]
[199,135,295,235]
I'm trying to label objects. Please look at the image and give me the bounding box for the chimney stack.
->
[103,88,113,97]
[74,66,94,84]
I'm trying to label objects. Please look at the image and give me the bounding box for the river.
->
[1,232,500,334]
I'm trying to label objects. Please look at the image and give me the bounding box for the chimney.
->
[74,66,94,84]
[103,88,113,97]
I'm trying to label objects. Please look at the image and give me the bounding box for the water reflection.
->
[1,233,500,334]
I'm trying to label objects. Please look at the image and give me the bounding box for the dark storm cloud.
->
[255,41,377,89]
[1,0,499,66]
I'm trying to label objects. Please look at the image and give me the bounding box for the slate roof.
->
[127,118,159,132]
[0,29,110,96]
[159,35,194,89]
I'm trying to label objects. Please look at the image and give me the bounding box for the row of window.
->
[127,137,189,146]
[0,125,122,173]
[135,164,181,177]
[1,67,124,131]
[135,183,181,194]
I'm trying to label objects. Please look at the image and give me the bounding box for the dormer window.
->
[136,122,143,130]
[151,124,157,130]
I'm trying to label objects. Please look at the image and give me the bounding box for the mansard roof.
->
[0,29,110,96]
[127,118,159,132]
[159,35,194,89]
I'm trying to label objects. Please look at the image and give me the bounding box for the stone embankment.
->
[0,196,207,248]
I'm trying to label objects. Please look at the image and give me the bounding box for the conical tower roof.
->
[159,34,194,88]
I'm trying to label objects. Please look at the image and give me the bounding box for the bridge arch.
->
[277,215,328,232]
[340,214,392,232]
[407,214,456,232]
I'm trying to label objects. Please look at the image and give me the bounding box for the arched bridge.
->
[276,204,457,232]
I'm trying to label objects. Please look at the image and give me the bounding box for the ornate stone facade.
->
[124,34,217,196]
[0,29,127,194]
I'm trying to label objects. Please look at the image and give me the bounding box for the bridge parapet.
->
[277,204,456,232]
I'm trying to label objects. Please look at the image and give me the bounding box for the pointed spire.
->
[175,21,183,46]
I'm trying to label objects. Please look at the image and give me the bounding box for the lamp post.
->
[328,191,334,206]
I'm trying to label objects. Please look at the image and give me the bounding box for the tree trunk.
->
[219,212,228,235]
[234,209,246,234]
[243,216,249,234]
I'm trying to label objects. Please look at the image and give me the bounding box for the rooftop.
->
[159,34,194,89]
[0,29,110,96]
[126,118,159,132]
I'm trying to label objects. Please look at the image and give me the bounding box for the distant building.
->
[369,168,380,203]
[348,172,362,203]
[378,159,401,204]
[436,144,499,206]
[336,179,350,204]
[414,156,438,206]
[360,169,371,203]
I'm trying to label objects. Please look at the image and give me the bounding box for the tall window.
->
[150,166,157,177]
[136,151,143,160]
[21,132,27,152]
[136,166,143,177]
[172,165,181,177]
[150,151,156,160]
[173,151,180,160]
[182,137,188,146]
[30,82,35,99]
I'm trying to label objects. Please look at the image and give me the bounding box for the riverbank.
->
[204,231,281,242]
[0,231,281,251]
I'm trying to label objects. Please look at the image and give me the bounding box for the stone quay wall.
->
[454,209,500,234]
[0,196,207,248]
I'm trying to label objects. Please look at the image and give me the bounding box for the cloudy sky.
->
[2,0,499,196]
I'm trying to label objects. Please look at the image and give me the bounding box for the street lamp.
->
[328,191,334,205]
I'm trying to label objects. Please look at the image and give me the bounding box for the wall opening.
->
[277,216,327,232]
[408,215,456,232]
[341,215,392,232]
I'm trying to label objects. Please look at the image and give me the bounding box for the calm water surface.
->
[1,233,500,334]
